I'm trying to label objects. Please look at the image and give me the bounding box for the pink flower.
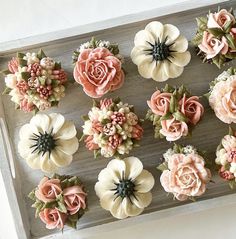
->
[27,63,42,77]
[103,123,116,136]
[63,185,87,215]
[219,166,235,180]
[36,85,53,99]
[132,124,143,140]
[160,153,211,201]
[179,94,204,125]
[73,47,124,98]
[35,177,62,203]
[160,118,188,141]
[91,121,103,134]
[8,57,19,73]
[100,98,113,109]
[108,134,122,149]
[39,208,67,229]
[111,112,126,125]
[52,69,67,84]
[207,9,235,29]
[147,90,172,116]
[16,80,29,94]
[20,98,35,112]
[198,31,228,59]
[85,135,99,150]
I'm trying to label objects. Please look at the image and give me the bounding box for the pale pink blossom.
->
[85,135,99,150]
[8,57,19,73]
[131,124,143,140]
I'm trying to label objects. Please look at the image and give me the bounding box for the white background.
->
[0,0,235,238]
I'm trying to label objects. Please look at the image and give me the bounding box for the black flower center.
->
[30,130,56,155]
[145,37,174,62]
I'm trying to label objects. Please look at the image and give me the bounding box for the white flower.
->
[23,52,40,64]
[95,157,154,219]
[82,120,93,135]
[18,113,79,173]
[163,148,175,162]
[131,21,191,82]
[53,85,65,101]
[126,112,138,125]
[5,74,17,88]
[9,88,23,104]
[40,57,55,70]
[182,145,197,155]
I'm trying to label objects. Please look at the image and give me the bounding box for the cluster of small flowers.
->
[146,85,204,142]
[82,98,143,158]
[3,50,67,113]
[79,40,111,52]
[28,175,87,230]
[216,128,236,188]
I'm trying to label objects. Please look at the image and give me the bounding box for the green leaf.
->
[157,162,168,172]
[196,17,208,31]
[229,180,236,189]
[169,95,177,113]
[113,97,121,104]
[37,49,46,60]
[92,99,99,107]
[28,190,36,201]
[17,52,26,58]
[160,112,172,120]
[2,87,11,95]
[173,143,181,153]
[21,72,30,80]
[1,69,11,75]
[94,149,100,159]
[225,33,236,50]
[192,31,204,46]
[54,62,61,70]
[58,202,67,213]
[208,28,224,37]
[212,54,226,69]
[228,126,234,136]
[223,20,234,33]
[173,111,188,122]
[18,58,27,67]
[81,115,89,121]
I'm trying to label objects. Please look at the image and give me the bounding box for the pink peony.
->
[85,135,99,150]
[198,31,228,59]
[73,47,124,98]
[207,9,235,29]
[160,153,211,201]
[111,112,126,125]
[63,185,87,215]
[219,166,235,180]
[35,177,62,203]
[179,94,204,125]
[39,208,67,229]
[160,118,188,141]
[147,90,172,116]
[100,98,113,109]
[20,98,35,112]
[8,57,19,73]
[132,124,143,140]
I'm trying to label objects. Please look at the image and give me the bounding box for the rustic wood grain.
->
[0,2,236,239]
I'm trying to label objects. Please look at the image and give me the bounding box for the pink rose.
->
[160,118,188,141]
[207,9,235,29]
[8,57,19,73]
[219,166,235,180]
[20,98,35,112]
[160,153,211,201]
[198,31,228,59]
[147,90,172,116]
[132,124,143,140]
[179,94,204,125]
[85,135,99,151]
[73,47,124,98]
[100,98,113,109]
[39,208,67,229]
[35,177,62,203]
[63,185,87,215]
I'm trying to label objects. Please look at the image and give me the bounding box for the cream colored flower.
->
[95,157,154,219]
[131,21,191,82]
[18,113,78,173]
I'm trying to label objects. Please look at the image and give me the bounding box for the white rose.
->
[5,74,17,88]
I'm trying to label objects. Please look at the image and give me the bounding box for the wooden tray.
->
[1,2,236,239]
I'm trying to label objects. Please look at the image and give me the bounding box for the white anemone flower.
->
[131,21,191,82]
[95,157,155,219]
[18,113,79,173]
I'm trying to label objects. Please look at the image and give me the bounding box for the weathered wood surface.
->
[0,2,236,238]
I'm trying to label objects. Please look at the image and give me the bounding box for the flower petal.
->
[123,197,143,217]
[151,62,169,82]
[145,21,164,42]
[124,156,143,180]
[168,51,191,67]
[19,123,36,140]
[25,153,41,169]
[163,24,180,45]
[50,149,73,167]
[163,61,184,78]
[49,113,65,135]
[134,30,155,47]
[132,191,152,208]
[99,191,116,211]
[131,46,149,65]
[18,139,32,158]
[40,152,58,173]
[134,169,155,193]
[107,159,126,181]
[110,197,127,219]
[54,121,77,140]
[137,58,156,79]
[56,137,79,155]
[30,114,50,133]
[169,35,188,52]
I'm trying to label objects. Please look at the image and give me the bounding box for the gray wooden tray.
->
[1,2,236,239]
